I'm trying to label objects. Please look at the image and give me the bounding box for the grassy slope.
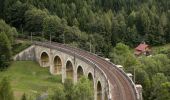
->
[0,61,62,100]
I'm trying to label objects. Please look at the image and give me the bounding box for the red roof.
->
[134,51,142,55]
[135,43,149,51]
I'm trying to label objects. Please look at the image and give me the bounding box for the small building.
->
[134,42,151,56]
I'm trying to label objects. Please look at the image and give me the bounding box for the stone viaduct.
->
[14,41,142,100]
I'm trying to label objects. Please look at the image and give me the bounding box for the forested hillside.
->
[0,0,170,56]
[0,0,170,100]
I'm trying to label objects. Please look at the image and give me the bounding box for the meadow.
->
[0,61,61,100]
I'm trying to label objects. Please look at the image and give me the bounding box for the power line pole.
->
[50,33,52,44]
[133,67,136,83]
[31,32,33,43]
[90,40,92,53]
[63,32,65,44]
[42,32,44,42]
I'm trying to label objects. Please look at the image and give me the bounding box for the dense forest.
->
[0,0,170,56]
[0,0,170,100]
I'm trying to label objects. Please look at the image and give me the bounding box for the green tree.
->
[139,56,163,78]
[0,0,5,18]
[5,1,30,29]
[64,78,74,100]
[72,76,93,100]
[24,7,48,32]
[72,18,79,27]
[43,15,63,42]
[126,25,139,46]
[149,73,168,100]
[2,0,16,19]
[0,19,17,43]
[156,82,170,100]
[0,77,14,100]
[128,11,136,27]
[109,43,138,71]
[0,32,12,69]
[50,84,66,100]
[135,67,151,99]
[152,54,170,73]
[21,93,26,100]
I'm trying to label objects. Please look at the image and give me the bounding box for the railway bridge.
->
[14,41,142,100]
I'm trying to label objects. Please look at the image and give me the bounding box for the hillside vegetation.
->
[0,0,170,56]
[0,0,170,100]
[0,61,62,100]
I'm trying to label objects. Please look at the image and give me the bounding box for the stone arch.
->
[88,72,94,84]
[53,55,62,74]
[40,52,49,67]
[88,72,95,96]
[77,65,84,80]
[66,60,74,80]
[97,81,102,100]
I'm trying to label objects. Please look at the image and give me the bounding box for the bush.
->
[0,77,14,100]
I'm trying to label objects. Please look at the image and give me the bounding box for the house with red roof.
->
[134,42,151,56]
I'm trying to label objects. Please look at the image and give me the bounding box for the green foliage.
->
[0,18,17,77]
[0,61,62,99]
[49,77,93,100]
[110,42,170,100]
[12,41,31,55]
[0,0,5,18]
[1,0,170,57]
[0,32,12,69]
[50,84,66,100]
[24,7,48,32]
[156,82,170,100]
[1,0,170,48]
[21,93,27,100]
[0,0,170,99]
[0,77,14,100]
[149,73,169,100]
[43,15,64,42]
[109,43,138,71]
[5,1,30,29]
[0,19,17,43]
[72,76,94,100]
[135,67,151,99]
[64,78,74,100]
[137,53,170,99]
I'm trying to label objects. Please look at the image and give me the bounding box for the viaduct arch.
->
[53,55,62,74]
[77,65,84,80]
[14,41,142,100]
[40,52,49,67]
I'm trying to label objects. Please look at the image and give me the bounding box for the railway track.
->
[35,41,138,100]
